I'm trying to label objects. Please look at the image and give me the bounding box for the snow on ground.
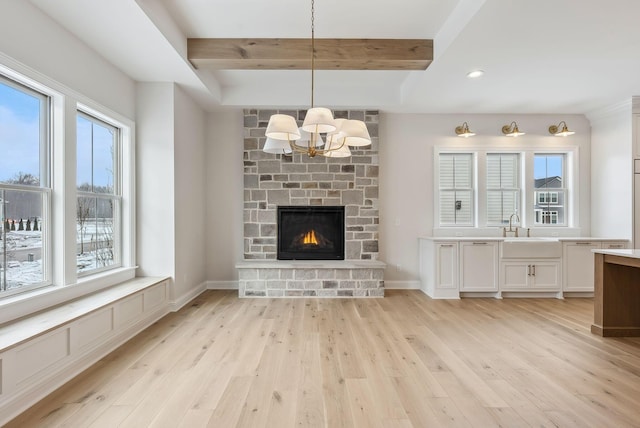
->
[1,223,115,291]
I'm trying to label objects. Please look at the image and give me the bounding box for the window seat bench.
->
[0,276,171,426]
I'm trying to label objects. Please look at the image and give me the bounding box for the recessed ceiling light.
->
[466,69,484,79]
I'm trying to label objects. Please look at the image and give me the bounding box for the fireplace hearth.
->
[277,206,345,260]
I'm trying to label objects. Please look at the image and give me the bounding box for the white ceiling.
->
[28,0,640,115]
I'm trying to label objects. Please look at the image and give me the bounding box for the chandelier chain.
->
[310,0,315,108]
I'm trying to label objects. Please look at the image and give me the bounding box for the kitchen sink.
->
[501,238,561,258]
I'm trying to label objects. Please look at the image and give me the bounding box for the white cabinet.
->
[459,241,499,293]
[419,239,458,298]
[501,260,561,291]
[563,240,628,293]
[634,114,640,158]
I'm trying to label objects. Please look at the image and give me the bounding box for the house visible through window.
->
[534,154,565,226]
[436,148,573,229]
[0,76,50,295]
[76,112,121,275]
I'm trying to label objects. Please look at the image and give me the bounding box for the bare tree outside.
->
[77,196,92,255]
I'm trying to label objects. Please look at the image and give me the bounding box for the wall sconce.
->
[548,121,575,137]
[501,121,525,137]
[454,122,475,138]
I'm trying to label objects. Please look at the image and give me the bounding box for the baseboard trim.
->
[170,281,208,311]
[384,280,421,290]
[207,280,239,290]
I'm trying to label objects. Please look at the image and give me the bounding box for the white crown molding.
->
[586,98,633,123]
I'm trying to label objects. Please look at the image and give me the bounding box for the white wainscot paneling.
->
[144,283,167,311]
[15,328,70,388]
[114,294,144,329]
[72,308,114,352]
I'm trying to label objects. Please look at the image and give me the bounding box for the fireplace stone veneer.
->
[241,109,383,297]
[236,260,385,297]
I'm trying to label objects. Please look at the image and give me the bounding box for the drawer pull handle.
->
[472,242,488,245]
[440,244,454,247]
[576,242,593,245]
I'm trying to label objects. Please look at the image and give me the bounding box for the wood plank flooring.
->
[7,290,640,427]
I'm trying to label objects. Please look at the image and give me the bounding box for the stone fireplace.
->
[237,108,385,297]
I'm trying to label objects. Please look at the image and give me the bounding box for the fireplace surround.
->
[239,108,384,297]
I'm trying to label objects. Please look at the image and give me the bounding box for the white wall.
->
[588,102,633,239]
[204,110,244,284]
[204,112,592,286]
[380,113,592,284]
[135,83,176,281]
[174,85,207,300]
[0,0,135,119]
[0,0,138,321]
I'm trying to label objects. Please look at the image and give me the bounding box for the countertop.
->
[592,249,640,259]
[419,236,628,242]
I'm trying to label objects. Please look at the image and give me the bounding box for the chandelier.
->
[263,0,371,158]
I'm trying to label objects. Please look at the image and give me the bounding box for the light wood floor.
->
[7,290,640,427]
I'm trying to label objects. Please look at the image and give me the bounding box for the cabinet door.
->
[460,242,499,291]
[436,243,458,290]
[501,262,529,290]
[563,242,600,292]
[530,261,560,290]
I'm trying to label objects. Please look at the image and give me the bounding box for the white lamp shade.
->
[323,133,351,157]
[265,114,301,141]
[329,118,346,136]
[263,137,293,154]
[341,119,371,147]
[292,127,325,148]
[301,107,336,134]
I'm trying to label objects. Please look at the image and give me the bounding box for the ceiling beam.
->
[187,38,433,70]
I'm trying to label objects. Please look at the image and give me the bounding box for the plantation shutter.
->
[439,153,473,226]
[486,153,519,225]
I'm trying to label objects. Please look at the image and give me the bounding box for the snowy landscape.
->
[0,220,114,291]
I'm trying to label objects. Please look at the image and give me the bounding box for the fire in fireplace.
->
[277,206,345,260]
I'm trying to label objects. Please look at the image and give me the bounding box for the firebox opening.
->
[278,206,345,260]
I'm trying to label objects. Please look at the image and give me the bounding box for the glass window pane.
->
[95,198,115,268]
[1,189,44,291]
[77,196,116,273]
[534,154,564,188]
[76,115,93,190]
[77,114,116,194]
[0,80,45,186]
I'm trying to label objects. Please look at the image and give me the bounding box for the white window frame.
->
[0,74,52,297]
[485,152,521,226]
[435,146,578,231]
[436,152,475,227]
[76,110,123,277]
[0,57,136,316]
[531,152,569,227]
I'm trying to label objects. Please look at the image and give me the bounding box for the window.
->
[435,148,575,230]
[486,153,520,225]
[76,112,121,275]
[537,191,559,204]
[536,210,559,224]
[0,76,50,295]
[534,154,565,226]
[438,153,473,226]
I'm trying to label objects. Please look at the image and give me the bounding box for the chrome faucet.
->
[503,213,520,237]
